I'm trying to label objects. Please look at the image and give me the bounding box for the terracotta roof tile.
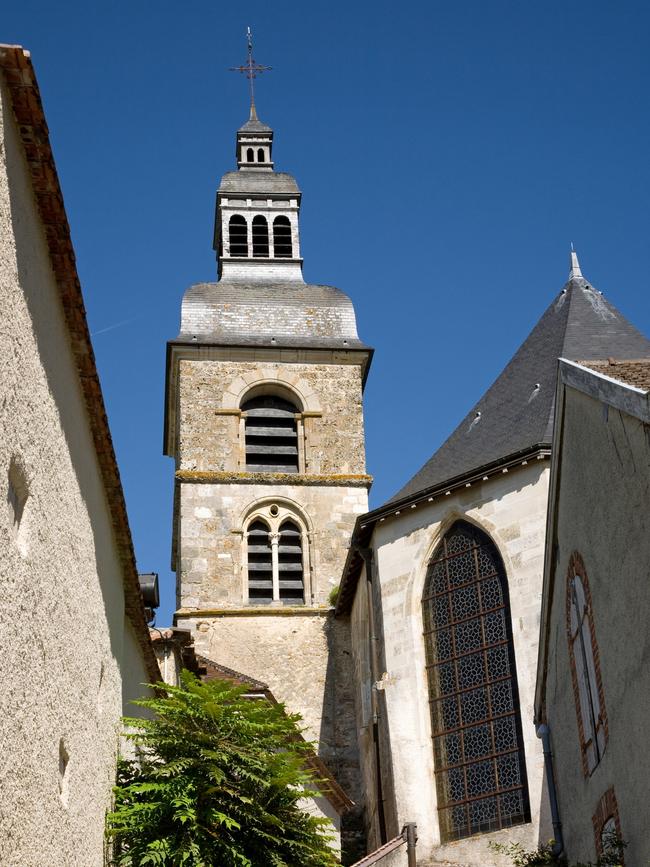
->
[578,358,650,392]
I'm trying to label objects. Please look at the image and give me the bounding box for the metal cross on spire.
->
[229,27,272,120]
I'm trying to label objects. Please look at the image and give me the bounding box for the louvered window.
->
[278,520,304,604]
[247,520,273,604]
[422,521,530,842]
[273,216,293,258]
[567,554,607,775]
[243,396,299,473]
[252,215,269,257]
[229,215,248,257]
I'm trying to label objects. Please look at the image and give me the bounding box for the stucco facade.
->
[0,48,156,867]
[347,464,552,865]
[536,360,650,866]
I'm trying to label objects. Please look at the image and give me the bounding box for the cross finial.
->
[229,27,272,120]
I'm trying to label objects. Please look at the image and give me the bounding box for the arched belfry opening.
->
[229,215,248,257]
[422,521,530,842]
[273,216,292,258]
[242,394,299,472]
[252,215,269,257]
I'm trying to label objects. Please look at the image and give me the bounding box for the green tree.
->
[106,671,339,867]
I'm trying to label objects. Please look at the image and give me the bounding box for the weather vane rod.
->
[229,27,272,119]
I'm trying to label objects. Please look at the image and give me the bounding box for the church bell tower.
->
[163,37,371,825]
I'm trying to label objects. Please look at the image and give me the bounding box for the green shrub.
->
[106,671,338,866]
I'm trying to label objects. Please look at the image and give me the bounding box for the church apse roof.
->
[388,263,650,505]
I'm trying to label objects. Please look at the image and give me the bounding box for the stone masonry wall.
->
[177,481,368,608]
[349,462,552,867]
[177,359,367,475]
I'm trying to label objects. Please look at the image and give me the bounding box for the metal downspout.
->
[536,724,564,857]
[358,546,388,845]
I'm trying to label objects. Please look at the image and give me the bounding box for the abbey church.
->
[2,38,650,867]
[162,78,650,867]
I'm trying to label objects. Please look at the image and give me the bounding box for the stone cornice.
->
[175,470,373,488]
[176,606,332,618]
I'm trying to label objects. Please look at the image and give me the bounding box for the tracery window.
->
[252,215,269,257]
[566,552,607,775]
[229,215,248,257]
[422,521,530,842]
[273,216,293,258]
[244,508,307,606]
[242,395,299,473]
[278,520,304,603]
[247,519,273,604]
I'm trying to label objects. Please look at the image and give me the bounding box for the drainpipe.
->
[402,822,417,867]
[536,724,564,857]
[357,546,388,845]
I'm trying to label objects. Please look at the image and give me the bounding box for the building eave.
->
[0,44,160,685]
[335,443,551,616]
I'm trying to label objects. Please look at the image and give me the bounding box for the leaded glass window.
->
[422,521,530,842]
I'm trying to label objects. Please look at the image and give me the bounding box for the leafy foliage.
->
[106,671,339,866]
[490,832,627,867]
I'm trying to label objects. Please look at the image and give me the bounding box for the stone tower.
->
[163,104,372,825]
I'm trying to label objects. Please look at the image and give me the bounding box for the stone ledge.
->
[176,470,373,487]
[176,606,333,618]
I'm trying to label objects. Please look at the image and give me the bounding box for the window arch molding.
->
[222,371,321,414]
[238,498,313,606]
[566,551,608,776]
[421,518,530,842]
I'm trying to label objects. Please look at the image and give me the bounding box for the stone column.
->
[270,531,280,603]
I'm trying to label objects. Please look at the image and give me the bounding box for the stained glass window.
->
[422,521,530,841]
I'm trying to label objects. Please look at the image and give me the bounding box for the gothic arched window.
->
[229,215,248,257]
[257,147,265,162]
[278,520,304,603]
[566,552,607,775]
[247,519,273,604]
[252,215,269,257]
[242,395,299,473]
[273,216,293,258]
[246,147,254,162]
[422,521,530,842]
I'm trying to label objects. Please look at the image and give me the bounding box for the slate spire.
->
[388,257,650,504]
[569,247,583,279]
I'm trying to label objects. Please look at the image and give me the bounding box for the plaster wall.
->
[542,387,650,866]
[349,462,552,866]
[0,79,148,866]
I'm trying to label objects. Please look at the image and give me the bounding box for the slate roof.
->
[179,280,370,350]
[579,358,650,392]
[219,170,300,196]
[238,116,272,133]
[389,273,650,504]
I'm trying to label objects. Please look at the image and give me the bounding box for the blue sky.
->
[4,2,650,625]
